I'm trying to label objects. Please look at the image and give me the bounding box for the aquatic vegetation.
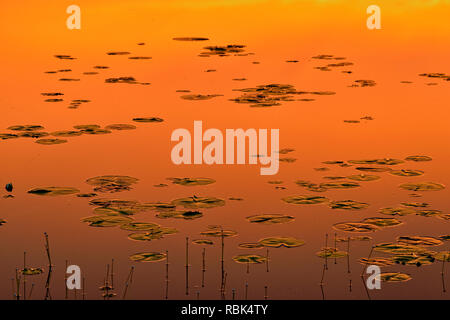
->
[81,215,133,227]
[397,236,443,246]
[434,252,450,262]
[0,219,6,226]
[192,239,214,245]
[380,273,412,282]
[401,202,428,208]
[363,217,403,227]
[258,237,305,248]
[358,258,393,266]
[180,94,223,100]
[233,254,267,264]
[35,138,67,145]
[54,54,76,60]
[167,177,215,186]
[129,252,167,262]
[246,214,294,224]
[0,133,19,140]
[200,228,237,237]
[51,130,83,137]
[77,193,97,198]
[199,45,246,57]
[171,196,225,209]
[128,228,178,241]
[106,51,130,55]
[333,222,379,233]
[86,175,139,193]
[156,210,203,220]
[355,167,392,172]
[379,207,416,216]
[282,195,328,205]
[21,267,44,275]
[319,181,360,189]
[316,247,348,258]
[405,155,432,162]
[132,117,164,123]
[119,222,160,231]
[415,209,442,217]
[347,174,380,181]
[104,124,137,131]
[28,187,80,196]
[399,182,445,191]
[19,132,50,138]
[389,169,424,177]
[329,200,369,210]
[173,37,209,41]
[374,243,427,254]
[348,158,403,165]
[7,125,44,131]
[238,242,263,249]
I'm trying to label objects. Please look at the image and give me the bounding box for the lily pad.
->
[258,237,305,248]
[104,124,137,131]
[81,215,133,227]
[238,242,264,249]
[348,158,404,165]
[21,267,44,275]
[316,247,348,258]
[397,236,443,246]
[380,273,411,282]
[355,167,392,172]
[119,222,160,231]
[358,258,394,266]
[7,125,44,132]
[405,155,432,162]
[282,195,328,205]
[51,130,83,137]
[401,202,428,208]
[374,243,427,255]
[28,187,79,196]
[347,174,380,182]
[233,254,267,264]
[246,214,294,224]
[329,200,369,210]
[35,138,67,145]
[391,253,435,266]
[192,239,214,245]
[167,177,215,186]
[200,227,237,238]
[0,133,19,140]
[86,175,139,193]
[399,182,445,192]
[129,252,167,262]
[363,217,403,227]
[389,169,424,177]
[333,222,379,233]
[379,207,416,216]
[172,196,225,209]
[132,117,164,123]
[320,181,360,189]
[434,252,450,262]
[416,209,442,217]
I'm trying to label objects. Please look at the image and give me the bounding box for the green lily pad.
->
[316,247,348,258]
[380,273,411,282]
[397,236,443,246]
[167,177,215,186]
[233,254,267,264]
[258,237,305,248]
[363,217,403,227]
[171,196,225,209]
[399,182,445,191]
[35,138,67,145]
[329,200,369,210]
[379,207,416,216]
[21,267,44,275]
[86,175,139,193]
[28,187,79,196]
[81,215,133,227]
[246,214,294,224]
[389,169,424,177]
[282,195,328,205]
[405,155,432,162]
[119,222,160,231]
[333,222,379,232]
[347,174,380,181]
[129,252,166,262]
[192,239,214,245]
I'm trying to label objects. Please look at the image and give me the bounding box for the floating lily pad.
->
[21,267,44,275]
[390,169,424,177]
[434,252,450,262]
[258,237,305,248]
[333,222,379,232]
[200,227,237,238]
[73,125,100,130]
[319,181,360,189]
[79,128,112,135]
[238,242,263,249]
[438,235,450,241]
[347,174,380,182]
[246,214,294,224]
[380,273,411,282]
[282,195,328,205]
[348,158,404,165]
[399,182,445,191]
[107,51,130,55]
[28,187,79,196]
[167,177,215,186]
[77,193,97,198]
[416,209,442,217]
[0,133,19,140]
[363,217,403,227]
[316,247,348,258]
[374,243,427,254]
[19,132,49,138]
[437,214,450,221]
[329,200,369,210]
[379,207,416,216]
[172,196,225,209]
[355,167,392,172]
[391,252,435,266]
[81,215,132,227]
[233,254,267,264]
[7,125,44,132]
[173,37,209,41]
[132,117,164,123]
[181,94,223,101]
[128,227,178,241]
[192,239,214,245]
[105,124,137,131]
[51,130,83,137]
[157,210,203,220]
[401,202,428,208]
[397,236,443,246]
[129,252,166,262]
[86,175,139,193]
[358,258,394,266]
[35,138,67,145]
[405,155,432,162]
[119,222,160,231]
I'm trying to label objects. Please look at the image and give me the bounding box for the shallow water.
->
[0,0,449,300]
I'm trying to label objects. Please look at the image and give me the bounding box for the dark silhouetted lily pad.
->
[379,207,416,216]
[246,214,294,224]
[405,155,432,162]
[132,117,164,123]
[192,239,214,245]
[233,254,267,264]
[172,196,225,209]
[28,187,79,196]
[347,174,380,181]
[333,222,379,232]
[358,258,394,266]
[35,138,67,145]
[397,236,443,246]
[329,200,369,210]
[258,237,305,248]
[86,175,139,193]
[105,124,137,131]
[316,247,348,258]
[129,252,166,262]
[282,195,328,205]
[81,215,133,227]
[380,273,411,282]
[120,222,160,231]
[389,169,424,177]
[400,182,444,191]
[167,177,215,186]
[363,217,403,227]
